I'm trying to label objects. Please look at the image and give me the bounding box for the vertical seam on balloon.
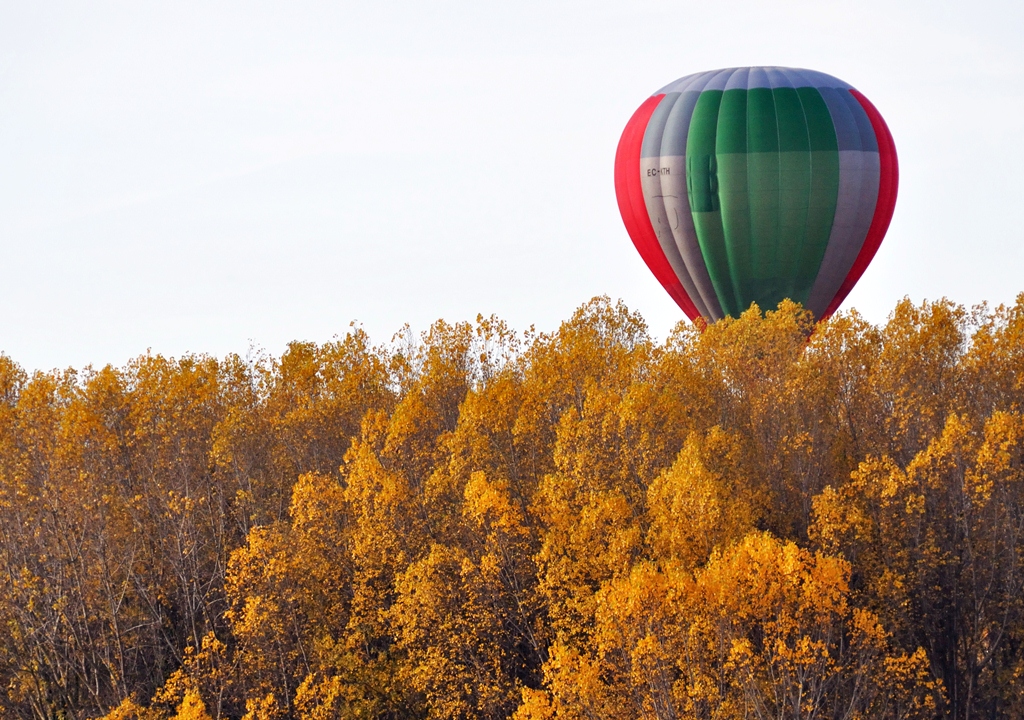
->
[634,104,703,321]
[771,80,783,303]
[651,93,710,319]
[821,90,897,317]
[849,90,895,299]
[696,68,741,317]
[616,94,702,320]
[682,73,727,320]
[805,88,863,318]
[743,71,754,317]
[712,70,741,314]
[801,86,840,310]
[793,79,812,307]
[719,68,745,315]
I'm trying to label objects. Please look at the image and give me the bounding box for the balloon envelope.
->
[614,67,897,322]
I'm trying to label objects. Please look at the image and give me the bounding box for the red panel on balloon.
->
[823,89,899,318]
[613,95,701,321]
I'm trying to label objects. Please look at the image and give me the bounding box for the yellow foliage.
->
[172,690,212,720]
[92,697,164,720]
[240,693,282,720]
[647,427,757,569]
[4,297,1024,718]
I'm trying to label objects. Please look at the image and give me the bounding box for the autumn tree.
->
[1,295,1024,718]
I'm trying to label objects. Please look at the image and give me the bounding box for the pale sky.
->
[2,1,1022,371]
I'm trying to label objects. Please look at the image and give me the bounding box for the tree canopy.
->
[2,295,1024,719]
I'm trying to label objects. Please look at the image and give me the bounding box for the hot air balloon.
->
[614,67,897,322]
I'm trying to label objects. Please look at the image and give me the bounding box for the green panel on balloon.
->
[801,149,841,290]
[776,150,812,296]
[685,86,840,318]
[774,88,810,152]
[716,153,752,309]
[798,87,839,152]
[715,89,748,154]
[746,151,780,282]
[746,89,779,153]
[686,92,730,309]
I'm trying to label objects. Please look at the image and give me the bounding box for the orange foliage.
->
[1,296,1023,718]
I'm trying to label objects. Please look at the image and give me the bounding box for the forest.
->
[1,295,1023,719]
